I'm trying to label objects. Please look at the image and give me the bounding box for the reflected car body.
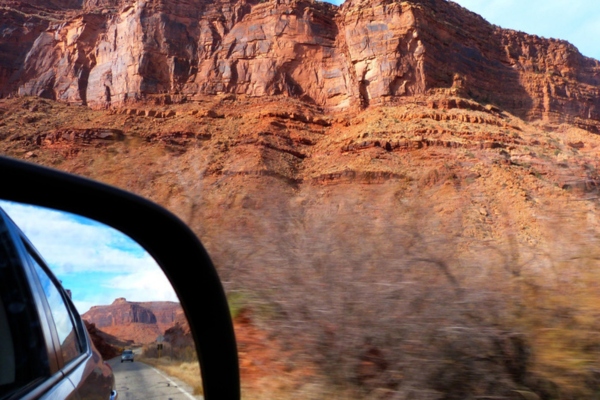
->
[121,350,134,363]
[0,207,117,400]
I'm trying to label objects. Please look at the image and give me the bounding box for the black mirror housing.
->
[0,156,240,400]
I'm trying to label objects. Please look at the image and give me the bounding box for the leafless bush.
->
[142,343,159,358]
[203,186,548,398]
[142,342,197,362]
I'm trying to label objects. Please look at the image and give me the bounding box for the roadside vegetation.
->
[200,185,600,399]
[139,343,203,396]
[137,178,600,399]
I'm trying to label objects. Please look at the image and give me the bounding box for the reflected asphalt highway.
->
[107,358,203,400]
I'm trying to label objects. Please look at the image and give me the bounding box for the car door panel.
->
[0,210,56,399]
[38,373,78,400]
[66,349,115,400]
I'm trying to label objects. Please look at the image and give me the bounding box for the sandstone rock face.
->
[84,297,156,327]
[412,0,600,127]
[139,300,185,327]
[19,0,84,9]
[82,297,183,330]
[339,0,426,106]
[2,0,599,127]
[0,3,50,97]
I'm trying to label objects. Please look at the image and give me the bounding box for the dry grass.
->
[240,377,361,400]
[138,357,203,396]
[508,256,600,393]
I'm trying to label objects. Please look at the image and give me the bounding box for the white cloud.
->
[0,200,156,275]
[105,268,180,303]
[74,298,108,316]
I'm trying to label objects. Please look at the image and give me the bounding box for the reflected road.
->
[107,357,202,400]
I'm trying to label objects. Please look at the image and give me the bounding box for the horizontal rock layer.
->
[83,297,183,328]
[1,0,599,126]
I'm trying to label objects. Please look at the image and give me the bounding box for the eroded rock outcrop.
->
[82,298,184,344]
[2,0,599,128]
[83,297,157,327]
[83,297,182,328]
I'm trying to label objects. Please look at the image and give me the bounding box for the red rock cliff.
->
[83,297,157,327]
[82,297,183,328]
[1,0,599,128]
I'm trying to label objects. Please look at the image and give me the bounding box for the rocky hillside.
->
[83,298,184,344]
[4,91,600,396]
[0,0,599,131]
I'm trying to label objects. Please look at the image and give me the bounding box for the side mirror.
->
[0,156,240,399]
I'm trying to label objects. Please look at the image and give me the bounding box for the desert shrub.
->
[195,179,600,398]
[142,343,159,358]
[142,342,197,362]
[172,345,198,362]
[203,187,555,397]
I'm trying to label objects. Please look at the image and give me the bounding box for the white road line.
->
[150,366,197,400]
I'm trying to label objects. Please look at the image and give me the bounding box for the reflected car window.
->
[0,293,15,388]
[29,252,82,365]
[0,217,49,397]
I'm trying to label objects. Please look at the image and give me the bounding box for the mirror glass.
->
[0,200,203,398]
[0,200,174,313]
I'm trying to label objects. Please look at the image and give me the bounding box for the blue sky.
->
[0,201,178,314]
[326,0,599,61]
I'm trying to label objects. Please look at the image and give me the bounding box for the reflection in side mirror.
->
[0,200,175,313]
[0,200,203,398]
